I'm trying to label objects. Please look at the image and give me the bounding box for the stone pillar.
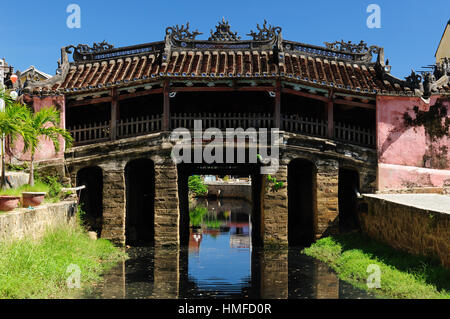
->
[315,159,339,238]
[261,165,288,246]
[101,165,126,246]
[154,163,180,247]
[260,249,288,299]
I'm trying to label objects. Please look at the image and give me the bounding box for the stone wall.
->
[359,195,450,268]
[0,201,77,242]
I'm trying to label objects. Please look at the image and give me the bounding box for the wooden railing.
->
[281,114,328,138]
[68,113,375,148]
[335,122,375,147]
[117,114,162,138]
[69,121,110,145]
[171,113,274,130]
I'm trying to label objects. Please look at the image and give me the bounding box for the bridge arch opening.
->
[77,166,103,236]
[177,163,262,247]
[338,168,360,232]
[125,159,155,246]
[288,159,316,246]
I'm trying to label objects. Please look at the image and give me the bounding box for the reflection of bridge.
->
[95,247,347,299]
[230,235,251,249]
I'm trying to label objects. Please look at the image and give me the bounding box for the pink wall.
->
[7,95,66,163]
[377,95,450,190]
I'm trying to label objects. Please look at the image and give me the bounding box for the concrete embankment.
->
[204,181,252,201]
[359,194,450,268]
[0,201,77,242]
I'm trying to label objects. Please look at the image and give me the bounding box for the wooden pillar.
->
[163,80,170,131]
[274,80,281,128]
[111,88,118,141]
[327,90,334,138]
[327,100,334,138]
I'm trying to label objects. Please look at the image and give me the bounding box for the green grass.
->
[303,233,450,299]
[0,222,126,299]
[0,180,50,197]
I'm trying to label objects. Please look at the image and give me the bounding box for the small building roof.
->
[435,19,450,58]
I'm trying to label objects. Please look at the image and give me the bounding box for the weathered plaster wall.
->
[7,95,66,164]
[0,201,77,242]
[359,195,450,269]
[377,95,450,190]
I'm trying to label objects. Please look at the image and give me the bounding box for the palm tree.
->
[0,90,34,189]
[22,106,73,186]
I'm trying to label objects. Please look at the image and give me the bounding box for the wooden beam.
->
[163,80,170,131]
[170,86,275,93]
[281,88,330,103]
[333,98,375,109]
[67,96,112,107]
[111,88,118,141]
[274,80,281,128]
[117,87,163,101]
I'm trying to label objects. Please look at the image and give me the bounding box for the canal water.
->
[83,199,374,299]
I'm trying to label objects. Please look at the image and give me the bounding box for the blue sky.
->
[1,0,448,79]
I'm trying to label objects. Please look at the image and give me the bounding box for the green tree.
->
[22,106,73,186]
[0,90,34,189]
[188,175,208,197]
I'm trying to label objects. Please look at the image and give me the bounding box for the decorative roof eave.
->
[66,41,165,64]
[24,20,413,97]
[282,40,384,64]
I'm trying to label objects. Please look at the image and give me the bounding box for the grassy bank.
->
[303,234,450,299]
[0,223,126,299]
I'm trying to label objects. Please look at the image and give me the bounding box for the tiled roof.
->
[24,20,446,97]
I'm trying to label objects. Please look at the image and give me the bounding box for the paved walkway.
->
[363,193,450,214]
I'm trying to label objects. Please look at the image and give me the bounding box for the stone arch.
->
[125,158,155,245]
[338,167,360,232]
[76,166,104,236]
[287,158,317,246]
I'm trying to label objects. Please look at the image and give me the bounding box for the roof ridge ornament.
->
[324,40,369,54]
[247,20,282,41]
[166,22,202,41]
[208,18,241,41]
[66,41,114,55]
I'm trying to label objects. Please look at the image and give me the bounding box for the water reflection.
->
[83,199,374,299]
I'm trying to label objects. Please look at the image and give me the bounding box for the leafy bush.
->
[188,175,208,197]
